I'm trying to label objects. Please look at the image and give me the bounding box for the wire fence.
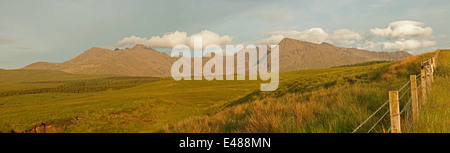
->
[351,52,439,133]
[351,79,416,133]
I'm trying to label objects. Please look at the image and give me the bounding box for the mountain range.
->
[23,38,412,77]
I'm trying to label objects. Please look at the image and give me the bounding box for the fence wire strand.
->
[367,109,390,133]
[398,81,411,92]
[352,100,389,133]
[399,87,411,100]
[400,97,412,115]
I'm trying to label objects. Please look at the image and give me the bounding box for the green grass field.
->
[0,50,447,133]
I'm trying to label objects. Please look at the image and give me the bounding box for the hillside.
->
[22,39,411,77]
[0,61,389,133]
[419,49,450,132]
[165,50,440,133]
[278,38,412,72]
[24,45,175,77]
[0,49,442,133]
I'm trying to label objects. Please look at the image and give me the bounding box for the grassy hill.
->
[0,50,445,133]
[166,51,440,133]
[419,50,450,132]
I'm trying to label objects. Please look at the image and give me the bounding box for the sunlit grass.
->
[166,51,441,133]
[0,50,445,133]
[419,50,450,133]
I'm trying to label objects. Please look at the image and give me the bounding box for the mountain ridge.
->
[23,38,412,76]
[277,38,411,71]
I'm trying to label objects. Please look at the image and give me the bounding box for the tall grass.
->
[166,51,440,133]
[419,50,450,133]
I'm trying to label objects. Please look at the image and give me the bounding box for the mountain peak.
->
[132,44,149,50]
[279,37,319,46]
[279,37,297,44]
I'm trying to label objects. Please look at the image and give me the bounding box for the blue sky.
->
[0,0,449,69]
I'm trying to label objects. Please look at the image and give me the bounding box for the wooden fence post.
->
[431,58,435,67]
[421,69,427,106]
[430,64,434,83]
[389,91,401,133]
[426,65,432,91]
[410,75,419,129]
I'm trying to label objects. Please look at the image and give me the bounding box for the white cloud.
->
[251,20,438,52]
[251,34,285,45]
[370,20,433,39]
[116,35,148,47]
[360,20,437,51]
[116,30,233,48]
[252,28,362,46]
[115,21,438,53]
[358,40,377,50]
[270,28,328,44]
[358,39,436,51]
[378,39,436,50]
[327,29,363,46]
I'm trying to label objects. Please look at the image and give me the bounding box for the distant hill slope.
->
[23,38,412,76]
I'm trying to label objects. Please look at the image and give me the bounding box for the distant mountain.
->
[277,38,412,72]
[24,44,175,77]
[23,38,412,77]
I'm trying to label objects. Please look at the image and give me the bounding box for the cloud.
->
[252,20,437,52]
[358,40,377,50]
[252,28,362,46]
[327,29,363,46]
[269,28,328,44]
[360,20,437,51]
[116,30,233,48]
[115,21,438,53]
[378,39,436,50]
[370,20,433,39]
[251,34,285,45]
[358,39,436,51]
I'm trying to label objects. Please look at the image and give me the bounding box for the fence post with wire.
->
[410,75,419,129]
[352,50,440,133]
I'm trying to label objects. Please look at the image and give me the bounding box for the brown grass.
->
[166,50,441,133]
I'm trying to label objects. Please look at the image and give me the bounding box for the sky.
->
[0,0,449,69]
